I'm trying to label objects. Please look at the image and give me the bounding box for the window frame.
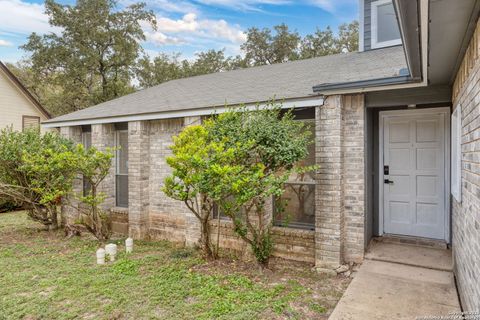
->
[22,115,40,132]
[81,127,92,197]
[273,118,316,230]
[115,128,129,207]
[451,106,462,202]
[371,0,402,49]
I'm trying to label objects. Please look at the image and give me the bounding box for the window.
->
[115,124,128,207]
[212,203,237,221]
[274,120,316,230]
[371,0,401,49]
[451,106,462,202]
[22,116,40,132]
[81,126,92,197]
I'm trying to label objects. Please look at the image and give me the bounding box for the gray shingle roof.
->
[45,45,406,124]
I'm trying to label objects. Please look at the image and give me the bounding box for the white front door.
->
[381,110,447,240]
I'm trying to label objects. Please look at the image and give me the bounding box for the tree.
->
[205,106,314,266]
[242,22,359,65]
[136,53,184,88]
[74,145,115,241]
[241,23,301,66]
[136,49,242,88]
[162,125,244,258]
[0,128,77,229]
[21,0,156,116]
[337,21,359,53]
[300,26,338,58]
[185,49,233,77]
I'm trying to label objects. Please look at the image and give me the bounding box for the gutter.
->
[42,96,324,128]
[312,75,418,92]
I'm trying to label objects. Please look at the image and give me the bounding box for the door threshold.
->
[373,234,448,250]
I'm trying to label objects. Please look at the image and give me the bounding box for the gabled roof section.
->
[45,45,406,125]
[0,61,51,119]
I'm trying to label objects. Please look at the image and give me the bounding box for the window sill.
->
[272,226,315,238]
[111,207,129,215]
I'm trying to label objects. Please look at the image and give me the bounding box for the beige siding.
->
[0,69,49,133]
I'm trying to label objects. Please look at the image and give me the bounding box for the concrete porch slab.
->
[365,241,453,271]
[329,243,460,320]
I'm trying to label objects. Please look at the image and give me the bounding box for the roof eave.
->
[42,95,324,128]
[0,61,51,119]
[393,0,423,81]
[312,0,428,95]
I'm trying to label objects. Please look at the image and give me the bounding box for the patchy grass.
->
[0,211,349,319]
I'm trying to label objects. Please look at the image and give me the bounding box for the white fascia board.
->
[42,96,324,128]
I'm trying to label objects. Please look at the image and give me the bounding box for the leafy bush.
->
[0,128,77,229]
[0,128,114,239]
[205,106,314,266]
[163,104,315,265]
[74,144,114,241]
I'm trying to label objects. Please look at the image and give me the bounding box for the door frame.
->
[378,107,451,242]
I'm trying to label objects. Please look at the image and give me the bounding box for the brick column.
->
[315,95,345,268]
[91,124,115,209]
[60,126,82,225]
[184,116,202,247]
[128,121,150,239]
[315,94,366,269]
[343,95,365,263]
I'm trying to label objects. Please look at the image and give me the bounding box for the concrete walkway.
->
[329,242,461,320]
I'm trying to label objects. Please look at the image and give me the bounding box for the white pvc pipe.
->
[125,238,133,253]
[105,244,117,262]
[96,248,106,265]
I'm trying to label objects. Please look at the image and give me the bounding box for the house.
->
[43,0,480,311]
[0,61,50,132]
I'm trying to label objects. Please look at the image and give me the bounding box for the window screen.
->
[372,0,401,48]
[451,107,462,202]
[274,120,316,230]
[82,129,92,196]
[116,130,128,207]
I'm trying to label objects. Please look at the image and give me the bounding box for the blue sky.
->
[0,0,358,63]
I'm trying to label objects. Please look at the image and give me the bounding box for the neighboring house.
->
[43,0,480,311]
[0,61,50,132]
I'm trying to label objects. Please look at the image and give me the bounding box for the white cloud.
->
[195,0,290,11]
[120,0,199,14]
[0,0,58,36]
[0,39,13,47]
[145,31,184,45]
[156,13,199,33]
[144,13,246,46]
[308,0,357,15]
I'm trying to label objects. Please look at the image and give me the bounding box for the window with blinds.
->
[82,126,92,197]
[22,116,40,131]
[115,124,129,207]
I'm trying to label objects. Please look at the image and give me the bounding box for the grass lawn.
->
[0,211,349,319]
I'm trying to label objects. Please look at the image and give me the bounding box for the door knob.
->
[384,179,394,185]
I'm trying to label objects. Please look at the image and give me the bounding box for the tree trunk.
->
[200,217,214,259]
[50,206,58,230]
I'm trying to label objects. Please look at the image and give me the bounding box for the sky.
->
[0,0,358,63]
